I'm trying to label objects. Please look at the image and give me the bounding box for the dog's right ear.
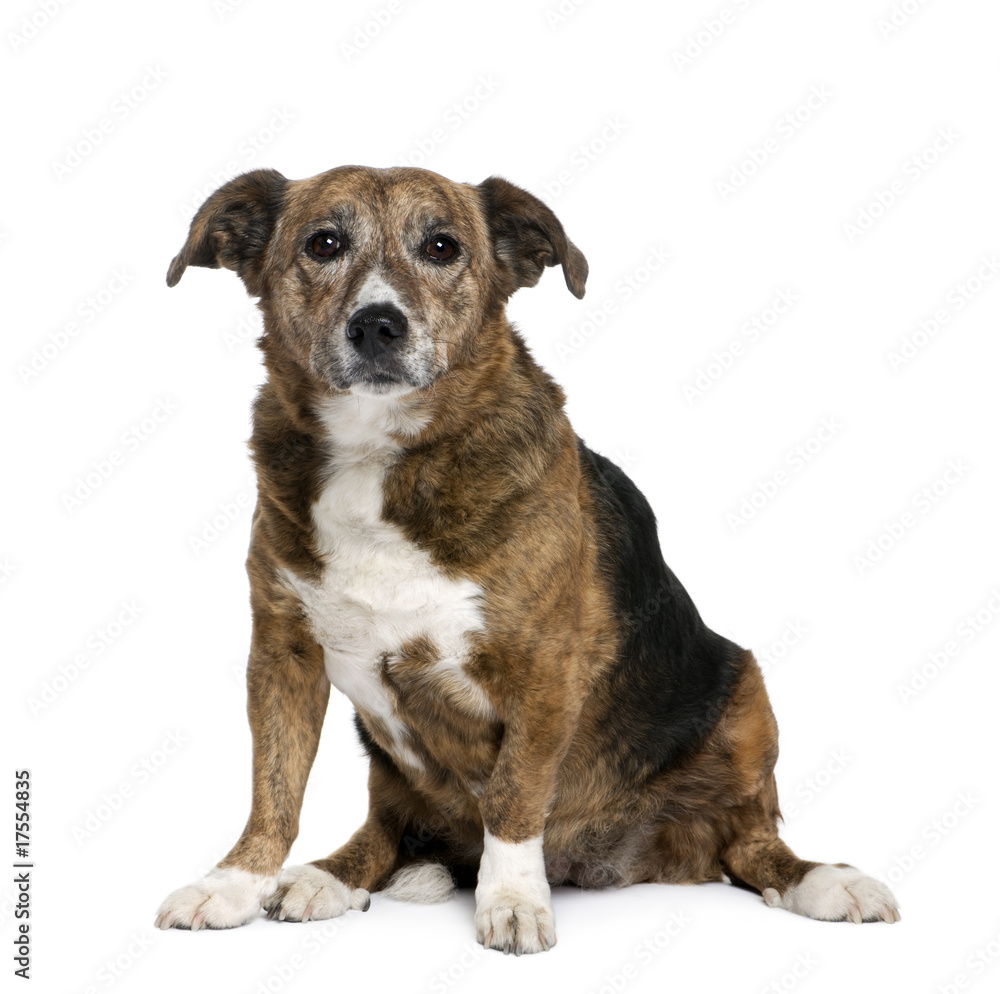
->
[167,168,288,294]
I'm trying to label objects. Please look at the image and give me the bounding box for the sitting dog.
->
[154,165,899,953]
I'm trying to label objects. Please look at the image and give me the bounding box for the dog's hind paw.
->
[264,864,370,922]
[762,863,900,923]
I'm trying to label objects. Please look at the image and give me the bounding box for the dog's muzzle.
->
[340,303,415,391]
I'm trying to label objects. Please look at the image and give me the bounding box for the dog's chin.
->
[321,348,441,399]
[333,362,439,399]
[343,378,417,399]
[336,373,433,399]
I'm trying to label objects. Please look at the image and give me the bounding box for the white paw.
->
[475,889,556,954]
[762,863,900,923]
[475,831,556,955]
[263,864,370,922]
[154,866,277,930]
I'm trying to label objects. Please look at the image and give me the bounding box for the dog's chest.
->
[280,396,492,768]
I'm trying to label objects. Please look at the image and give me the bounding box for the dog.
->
[154,165,899,953]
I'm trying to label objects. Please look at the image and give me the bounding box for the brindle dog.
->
[155,166,899,954]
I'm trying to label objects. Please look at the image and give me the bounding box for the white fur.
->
[281,393,494,771]
[352,272,406,312]
[154,866,277,930]
[264,864,370,921]
[762,863,900,923]
[475,832,556,954]
[382,862,456,903]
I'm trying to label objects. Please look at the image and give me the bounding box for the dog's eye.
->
[425,236,457,262]
[307,231,342,259]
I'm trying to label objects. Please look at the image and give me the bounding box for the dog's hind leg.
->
[721,795,900,924]
[674,649,900,924]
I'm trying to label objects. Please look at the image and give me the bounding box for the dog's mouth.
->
[344,371,412,396]
[334,357,435,396]
[314,311,440,396]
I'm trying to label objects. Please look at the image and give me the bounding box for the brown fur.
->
[161,165,896,945]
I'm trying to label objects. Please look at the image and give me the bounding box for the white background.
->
[3,0,999,992]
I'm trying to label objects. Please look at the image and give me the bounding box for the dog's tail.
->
[380,861,456,904]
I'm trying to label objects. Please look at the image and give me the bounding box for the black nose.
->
[345,304,408,358]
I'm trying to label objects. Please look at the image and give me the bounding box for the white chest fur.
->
[280,393,491,769]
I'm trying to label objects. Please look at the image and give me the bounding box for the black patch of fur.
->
[577,441,743,777]
[353,711,395,768]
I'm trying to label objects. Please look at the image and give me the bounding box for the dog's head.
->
[168,166,588,395]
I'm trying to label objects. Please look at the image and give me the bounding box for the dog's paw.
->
[154,867,277,930]
[475,831,556,954]
[263,864,370,922]
[475,890,556,955]
[762,863,900,923]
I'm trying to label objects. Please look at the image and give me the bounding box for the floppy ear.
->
[167,168,289,294]
[478,176,588,299]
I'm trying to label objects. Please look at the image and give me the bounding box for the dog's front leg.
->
[155,614,333,930]
[474,685,576,955]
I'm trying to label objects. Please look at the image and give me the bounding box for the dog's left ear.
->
[167,168,289,295]
[478,176,588,299]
